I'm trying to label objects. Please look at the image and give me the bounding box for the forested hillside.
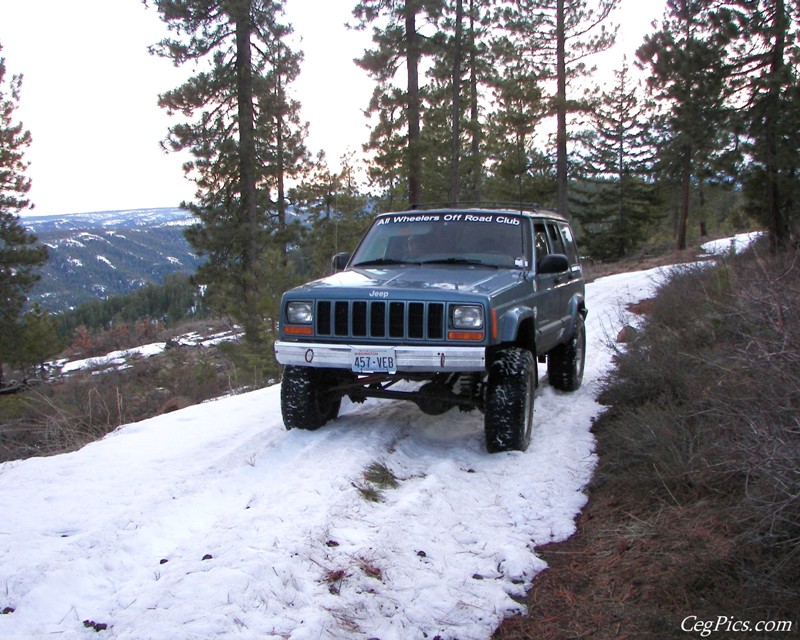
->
[23,208,203,312]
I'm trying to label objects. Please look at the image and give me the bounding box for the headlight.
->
[452,305,483,329]
[287,301,313,324]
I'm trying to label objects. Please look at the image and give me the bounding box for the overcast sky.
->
[0,0,663,217]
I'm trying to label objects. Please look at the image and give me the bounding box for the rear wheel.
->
[548,315,586,392]
[280,366,341,431]
[484,347,535,453]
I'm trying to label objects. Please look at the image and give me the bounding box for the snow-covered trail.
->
[0,267,665,640]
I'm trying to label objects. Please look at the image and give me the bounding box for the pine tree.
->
[715,0,800,251]
[462,0,493,201]
[481,47,552,206]
[572,60,661,259]
[353,0,446,208]
[255,26,310,254]
[501,0,619,215]
[292,152,370,278]
[149,0,306,346]
[0,46,48,387]
[421,0,495,204]
[448,0,464,204]
[637,0,734,250]
[14,303,63,380]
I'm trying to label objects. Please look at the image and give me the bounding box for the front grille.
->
[316,300,445,341]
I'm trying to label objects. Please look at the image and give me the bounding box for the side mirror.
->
[331,252,351,273]
[537,253,570,275]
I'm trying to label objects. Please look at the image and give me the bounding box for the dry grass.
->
[495,243,800,639]
[0,344,238,462]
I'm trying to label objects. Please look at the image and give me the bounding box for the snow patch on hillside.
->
[701,231,762,256]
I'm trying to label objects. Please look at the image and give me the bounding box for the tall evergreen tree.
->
[0,46,48,386]
[638,0,734,250]
[501,0,618,215]
[291,152,370,278]
[448,0,464,205]
[421,0,494,204]
[353,0,445,208]
[463,0,492,201]
[255,23,309,255]
[482,47,551,205]
[714,0,800,251]
[572,60,661,259]
[149,0,305,346]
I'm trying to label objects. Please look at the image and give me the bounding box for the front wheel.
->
[484,347,535,453]
[280,366,341,431]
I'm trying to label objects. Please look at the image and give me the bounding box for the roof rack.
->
[408,201,541,213]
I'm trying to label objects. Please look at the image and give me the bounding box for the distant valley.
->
[24,208,203,312]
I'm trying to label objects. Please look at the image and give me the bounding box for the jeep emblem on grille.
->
[369,290,389,298]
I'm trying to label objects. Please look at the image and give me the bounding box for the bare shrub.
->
[595,246,800,617]
[0,374,126,460]
[712,250,800,602]
[0,343,236,462]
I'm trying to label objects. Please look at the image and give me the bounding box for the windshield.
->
[351,212,530,269]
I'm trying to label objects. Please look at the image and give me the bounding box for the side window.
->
[559,224,580,266]
[546,223,565,254]
[534,222,550,265]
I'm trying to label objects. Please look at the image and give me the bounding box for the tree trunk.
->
[556,0,568,216]
[276,71,288,265]
[678,146,691,250]
[765,0,787,253]
[468,0,481,201]
[233,0,261,344]
[449,0,464,206]
[405,3,423,208]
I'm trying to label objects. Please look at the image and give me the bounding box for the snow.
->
[59,343,166,375]
[61,238,87,248]
[78,233,107,243]
[700,231,762,256]
[57,329,242,375]
[162,217,197,228]
[96,255,116,270]
[0,267,669,640]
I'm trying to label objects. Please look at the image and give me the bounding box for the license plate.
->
[351,348,397,374]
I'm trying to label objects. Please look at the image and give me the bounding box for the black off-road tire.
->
[280,366,341,431]
[547,315,586,392]
[484,347,536,453]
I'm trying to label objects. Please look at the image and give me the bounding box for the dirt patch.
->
[493,479,744,640]
[627,298,655,316]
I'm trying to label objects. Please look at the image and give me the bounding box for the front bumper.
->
[274,341,486,373]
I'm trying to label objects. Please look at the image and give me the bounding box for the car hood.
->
[286,265,528,300]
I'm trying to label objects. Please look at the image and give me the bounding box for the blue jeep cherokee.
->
[274,207,587,453]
